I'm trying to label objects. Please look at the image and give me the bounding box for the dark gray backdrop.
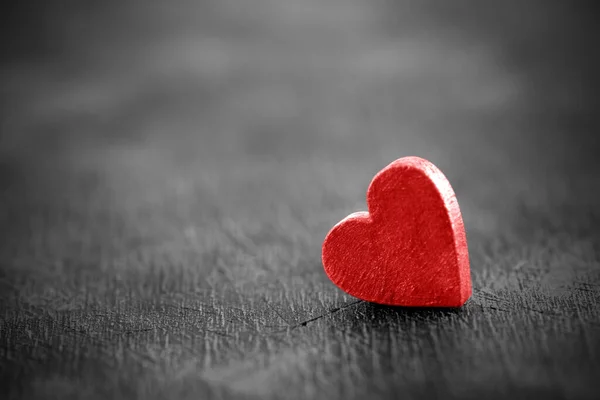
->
[1,1,599,399]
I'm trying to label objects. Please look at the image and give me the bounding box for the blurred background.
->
[1,0,599,277]
[2,0,599,175]
[1,1,600,399]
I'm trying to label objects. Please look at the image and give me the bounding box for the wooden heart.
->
[322,157,471,307]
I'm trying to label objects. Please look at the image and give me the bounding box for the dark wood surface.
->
[1,1,599,399]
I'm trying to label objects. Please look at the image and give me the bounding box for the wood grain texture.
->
[1,1,599,399]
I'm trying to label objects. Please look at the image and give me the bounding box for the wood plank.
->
[1,1,599,399]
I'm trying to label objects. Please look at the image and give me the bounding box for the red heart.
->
[322,157,471,307]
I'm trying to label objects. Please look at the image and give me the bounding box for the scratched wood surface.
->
[1,1,599,399]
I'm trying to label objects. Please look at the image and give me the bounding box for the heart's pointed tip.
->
[462,275,474,302]
[449,290,472,308]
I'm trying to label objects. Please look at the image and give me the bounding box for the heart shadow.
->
[336,300,466,335]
